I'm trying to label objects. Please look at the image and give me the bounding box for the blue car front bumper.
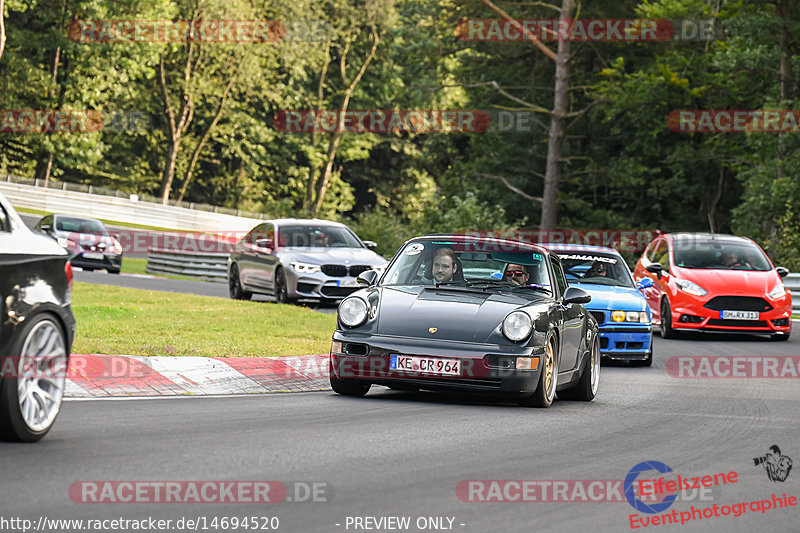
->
[591,312,652,361]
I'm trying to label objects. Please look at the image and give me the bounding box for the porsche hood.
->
[373,286,544,343]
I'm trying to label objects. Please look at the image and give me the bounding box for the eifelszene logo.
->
[753,445,793,482]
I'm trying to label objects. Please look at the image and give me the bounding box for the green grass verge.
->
[71,282,336,357]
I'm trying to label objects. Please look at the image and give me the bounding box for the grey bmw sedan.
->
[227,218,387,303]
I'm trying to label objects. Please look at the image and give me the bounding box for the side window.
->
[258,224,275,248]
[245,224,268,245]
[37,215,53,231]
[0,204,9,232]
[550,257,568,298]
[644,240,658,261]
[653,240,671,273]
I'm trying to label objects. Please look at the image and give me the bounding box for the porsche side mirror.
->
[636,278,654,290]
[563,286,591,305]
[363,240,378,250]
[776,266,789,278]
[357,270,378,286]
[645,262,663,279]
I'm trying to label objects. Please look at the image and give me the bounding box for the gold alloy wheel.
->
[544,340,555,397]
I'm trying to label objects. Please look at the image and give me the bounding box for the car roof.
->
[540,243,621,255]
[267,218,348,228]
[51,214,105,224]
[664,232,755,245]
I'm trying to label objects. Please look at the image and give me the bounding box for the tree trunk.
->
[160,139,180,205]
[0,0,6,63]
[312,131,344,214]
[309,30,380,214]
[539,0,572,231]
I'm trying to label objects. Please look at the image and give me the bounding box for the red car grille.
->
[703,296,772,312]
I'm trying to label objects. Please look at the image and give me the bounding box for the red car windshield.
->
[673,241,772,271]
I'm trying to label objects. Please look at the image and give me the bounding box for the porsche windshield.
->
[382,240,552,292]
[673,240,772,271]
[557,251,634,288]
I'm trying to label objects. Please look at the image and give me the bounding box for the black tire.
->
[228,264,252,300]
[329,363,371,397]
[274,268,293,304]
[660,299,677,339]
[0,314,68,442]
[770,332,791,341]
[631,334,654,367]
[520,333,558,408]
[107,268,120,275]
[559,335,600,401]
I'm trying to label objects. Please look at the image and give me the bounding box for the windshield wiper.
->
[517,283,552,294]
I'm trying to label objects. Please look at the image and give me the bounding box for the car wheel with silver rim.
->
[0,314,68,442]
[560,334,600,401]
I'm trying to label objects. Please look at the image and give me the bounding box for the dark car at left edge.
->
[0,192,76,442]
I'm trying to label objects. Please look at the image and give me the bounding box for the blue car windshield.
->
[556,251,634,288]
[381,240,552,292]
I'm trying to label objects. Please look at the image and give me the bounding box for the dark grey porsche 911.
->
[329,235,600,407]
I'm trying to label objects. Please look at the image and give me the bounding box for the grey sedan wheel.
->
[0,314,68,442]
[274,268,293,304]
[229,264,251,300]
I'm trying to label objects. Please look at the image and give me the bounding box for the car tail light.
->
[65,261,73,300]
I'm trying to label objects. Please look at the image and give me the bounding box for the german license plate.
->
[721,310,758,320]
[390,355,460,376]
[337,279,360,287]
[82,252,104,260]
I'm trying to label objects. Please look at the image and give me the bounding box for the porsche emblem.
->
[428,327,438,334]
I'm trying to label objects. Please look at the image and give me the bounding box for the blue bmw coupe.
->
[543,244,654,366]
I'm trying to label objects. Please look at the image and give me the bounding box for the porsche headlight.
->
[502,311,533,342]
[675,279,707,297]
[290,262,321,274]
[57,237,77,248]
[768,282,786,299]
[339,297,368,327]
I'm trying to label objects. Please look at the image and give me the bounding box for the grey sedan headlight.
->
[503,311,533,342]
[290,261,321,274]
[339,297,368,327]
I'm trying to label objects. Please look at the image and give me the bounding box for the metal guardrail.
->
[784,273,800,311]
[145,248,228,283]
[1,179,264,233]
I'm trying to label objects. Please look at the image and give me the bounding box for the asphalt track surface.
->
[6,248,798,532]
[1,334,799,533]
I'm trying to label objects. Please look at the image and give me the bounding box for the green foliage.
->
[1,0,798,266]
